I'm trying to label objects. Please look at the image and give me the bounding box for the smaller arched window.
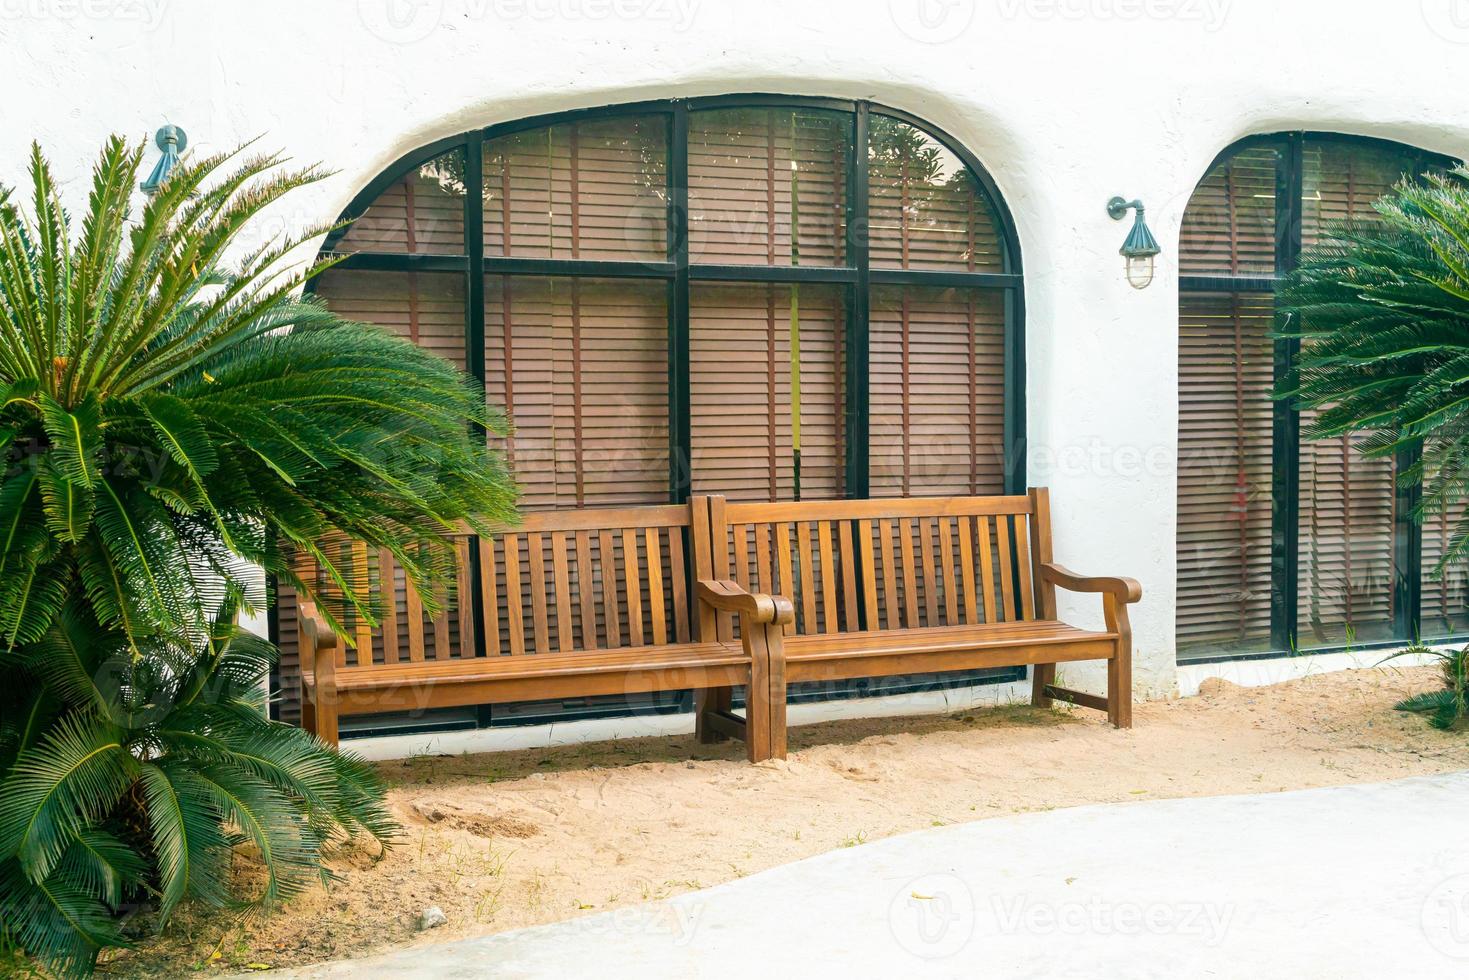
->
[1176,133,1460,661]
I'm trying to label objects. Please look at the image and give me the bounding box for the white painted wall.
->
[6,0,1469,703]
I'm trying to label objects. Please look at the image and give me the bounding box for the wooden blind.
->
[690,282,844,501]
[338,154,466,255]
[868,115,1003,273]
[687,108,847,266]
[1295,142,1416,648]
[483,115,667,261]
[485,276,669,510]
[1421,488,1469,638]
[1176,292,1275,653]
[1178,146,1278,276]
[870,286,1005,497]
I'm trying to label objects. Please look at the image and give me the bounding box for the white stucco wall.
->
[6,0,1469,701]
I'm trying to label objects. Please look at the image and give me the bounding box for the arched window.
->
[1176,133,1460,661]
[273,97,1024,724]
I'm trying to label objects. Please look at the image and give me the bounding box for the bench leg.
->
[1031,663,1056,709]
[743,619,787,762]
[694,687,734,744]
[1105,594,1133,729]
[313,645,341,749]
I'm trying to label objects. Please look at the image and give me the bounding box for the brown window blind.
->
[688,108,847,266]
[1178,145,1278,277]
[313,269,467,369]
[337,153,466,255]
[1294,142,1416,649]
[1176,292,1275,653]
[870,286,1005,497]
[690,282,845,501]
[483,116,667,261]
[868,116,1003,273]
[1421,490,1469,638]
[484,276,669,510]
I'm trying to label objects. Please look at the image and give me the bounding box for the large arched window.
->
[1176,133,1460,661]
[272,97,1024,724]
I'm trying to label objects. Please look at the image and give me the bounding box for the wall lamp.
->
[140,124,187,195]
[1107,196,1161,289]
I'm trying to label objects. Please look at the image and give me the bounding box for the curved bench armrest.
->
[695,579,795,626]
[1040,562,1142,604]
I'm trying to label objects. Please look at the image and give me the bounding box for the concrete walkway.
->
[257,772,1469,979]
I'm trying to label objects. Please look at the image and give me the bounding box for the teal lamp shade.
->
[1108,196,1160,289]
[140,125,187,195]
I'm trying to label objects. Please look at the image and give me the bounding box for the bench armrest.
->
[1040,562,1142,604]
[696,579,795,626]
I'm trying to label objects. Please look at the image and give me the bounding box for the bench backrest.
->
[699,489,1057,638]
[294,503,705,674]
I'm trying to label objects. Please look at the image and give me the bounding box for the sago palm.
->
[0,137,516,976]
[1280,166,1469,576]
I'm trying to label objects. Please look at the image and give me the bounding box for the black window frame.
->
[1178,131,1460,665]
[275,95,1028,730]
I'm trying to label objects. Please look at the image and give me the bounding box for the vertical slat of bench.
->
[857,520,877,630]
[623,527,645,645]
[646,527,667,645]
[380,548,401,664]
[918,516,938,627]
[899,518,919,628]
[995,516,1017,621]
[976,516,998,623]
[732,523,751,592]
[754,522,773,597]
[817,521,839,634]
[938,516,957,626]
[351,541,373,663]
[774,523,796,636]
[527,532,549,653]
[551,533,573,652]
[668,525,689,643]
[797,522,817,634]
[879,519,899,629]
[504,534,525,656]
[599,529,621,648]
[576,531,598,650]
[405,574,425,662]
[691,494,716,643]
[456,537,476,658]
[478,537,501,657]
[1013,517,1036,621]
[839,520,859,632]
[1028,488,1058,619]
[957,517,978,626]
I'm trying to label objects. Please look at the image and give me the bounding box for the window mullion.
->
[845,103,870,500]
[668,104,691,504]
[1270,134,1303,653]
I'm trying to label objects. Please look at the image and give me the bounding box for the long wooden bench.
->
[692,489,1141,758]
[295,489,1139,762]
[297,503,793,761]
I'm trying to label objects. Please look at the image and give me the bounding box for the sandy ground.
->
[101,664,1469,977]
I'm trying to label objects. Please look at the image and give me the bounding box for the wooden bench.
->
[692,489,1141,758]
[295,489,1138,763]
[297,503,793,761]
